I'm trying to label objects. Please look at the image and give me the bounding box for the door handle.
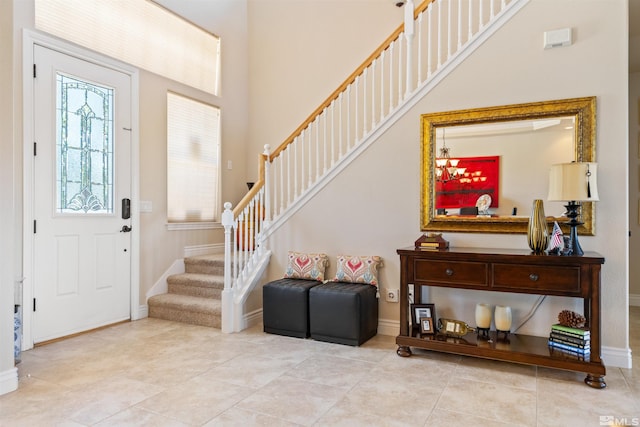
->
[120,225,132,233]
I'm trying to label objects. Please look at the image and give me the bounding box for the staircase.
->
[148,254,224,327]
[147,0,529,332]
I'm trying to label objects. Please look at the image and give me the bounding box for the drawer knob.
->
[529,273,539,282]
[445,268,454,276]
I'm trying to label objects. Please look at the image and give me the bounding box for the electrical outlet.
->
[386,288,399,302]
[408,284,415,304]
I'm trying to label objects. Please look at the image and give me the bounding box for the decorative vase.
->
[494,305,512,339]
[527,199,549,253]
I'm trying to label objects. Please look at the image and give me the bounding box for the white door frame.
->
[22,30,141,350]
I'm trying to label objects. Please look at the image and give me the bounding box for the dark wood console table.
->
[396,247,606,388]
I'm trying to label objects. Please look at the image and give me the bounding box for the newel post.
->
[220,202,234,333]
[263,144,271,227]
[404,0,415,96]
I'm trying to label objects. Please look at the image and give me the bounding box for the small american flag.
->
[549,221,563,251]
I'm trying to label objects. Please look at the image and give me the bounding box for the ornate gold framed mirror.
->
[421,97,596,234]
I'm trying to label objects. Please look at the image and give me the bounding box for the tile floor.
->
[1,307,639,426]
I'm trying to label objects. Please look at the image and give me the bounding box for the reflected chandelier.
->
[435,128,465,183]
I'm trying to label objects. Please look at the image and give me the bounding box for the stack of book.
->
[548,324,590,358]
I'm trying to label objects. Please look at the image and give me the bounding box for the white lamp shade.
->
[548,162,599,202]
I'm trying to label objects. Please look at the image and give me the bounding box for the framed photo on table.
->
[419,317,434,334]
[411,303,436,332]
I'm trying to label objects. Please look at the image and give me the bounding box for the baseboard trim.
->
[137,305,148,319]
[243,308,263,330]
[378,318,399,337]
[184,243,223,258]
[601,345,633,369]
[630,293,640,307]
[0,367,18,396]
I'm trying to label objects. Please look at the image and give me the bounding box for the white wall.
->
[630,71,640,305]
[258,0,630,365]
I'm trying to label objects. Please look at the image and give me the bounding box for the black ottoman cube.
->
[263,278,321,338]
[309,281,378,346]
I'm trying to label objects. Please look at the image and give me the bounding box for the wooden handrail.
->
[269,0,434,160]
[234,0,433,217]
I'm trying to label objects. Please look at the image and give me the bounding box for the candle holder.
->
[475,303,492,339]
[494,305,512,340]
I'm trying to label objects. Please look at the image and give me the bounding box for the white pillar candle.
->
[475,303,492,328]
[494,305,512,332]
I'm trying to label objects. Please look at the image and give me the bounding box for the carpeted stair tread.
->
[148,294,222,328]
[167,273,224,298]
[184,254,225,275]
[167,272,224,288]
[149,254,228,328]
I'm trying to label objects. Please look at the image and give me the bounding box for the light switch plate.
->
[139,200,153,213]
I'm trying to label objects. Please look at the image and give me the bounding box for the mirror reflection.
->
[421,97,596,234]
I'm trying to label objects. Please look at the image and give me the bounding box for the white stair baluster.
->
[293,136,298,198]
[457,0,462,49]
[300,129,305,194]
[389,42,395,110]
[380,50,386,121]
[279,153,284,214]
[468,0,473,41]
[371,59,376,127]
[330,102,335,166]
[315,117,320,181]
[447,0,452,60]
[363,68,368,136]
[339,92,344,158]
[323,108,328,173]
[355,75,359,144]
[308,123,313,187]
[286,146,291,206]
[347,85,352,149]
[397,37,403,101]
[427,6,432,78]
[417,13,423,85]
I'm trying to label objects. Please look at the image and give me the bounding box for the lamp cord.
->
[511,295,546,334]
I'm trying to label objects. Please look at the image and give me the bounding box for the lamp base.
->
[564,201,584,256]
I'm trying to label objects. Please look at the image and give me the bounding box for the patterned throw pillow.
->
[334,255,382,286]
[284,251,329,281]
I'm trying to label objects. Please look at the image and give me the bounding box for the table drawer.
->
[493,264,581,294]
[414,259,488,287]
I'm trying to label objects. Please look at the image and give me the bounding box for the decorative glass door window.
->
[56,73,114,214]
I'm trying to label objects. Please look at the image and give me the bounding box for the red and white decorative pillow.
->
[334,255,382,286]
[284,251,329,281]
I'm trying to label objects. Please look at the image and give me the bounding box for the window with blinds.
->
[35,0,220,96]
[167,93,221,223]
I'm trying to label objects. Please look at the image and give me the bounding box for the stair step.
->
[167,273,223,298]
[184,254,225,275]
[148,294,221,328]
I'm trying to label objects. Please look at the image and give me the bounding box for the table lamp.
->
[547,162,599,256]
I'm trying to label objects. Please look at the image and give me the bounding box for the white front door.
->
[32,45,132,343]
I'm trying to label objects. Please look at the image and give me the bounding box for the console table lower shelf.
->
[396,331,606,389]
